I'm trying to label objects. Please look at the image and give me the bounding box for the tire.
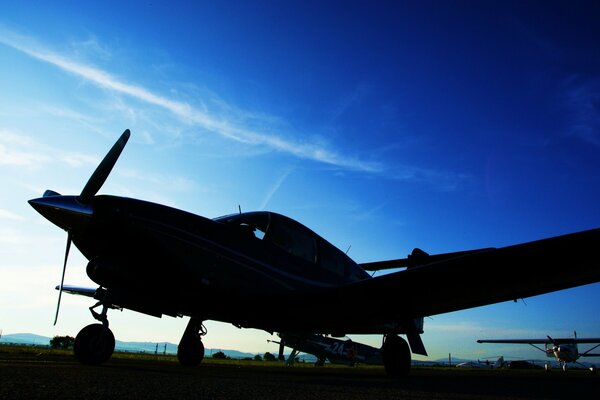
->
[382,334,411,377]
[74,323,115,365]
[177,334,205,367]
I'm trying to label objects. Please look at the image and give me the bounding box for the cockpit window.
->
[266,216,316,263]
[318,240,345,276]
[216,212,369,281]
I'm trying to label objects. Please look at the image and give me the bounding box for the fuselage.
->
[547,343,579,363]
[31,194,373,331]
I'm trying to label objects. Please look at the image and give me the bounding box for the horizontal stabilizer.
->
[478,338,600,344]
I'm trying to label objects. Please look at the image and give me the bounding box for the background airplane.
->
[29,130,600,377]
[270,332,385,366]
[455,356,505,369]
[478,332,600,371]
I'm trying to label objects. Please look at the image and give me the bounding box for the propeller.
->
[50,129,131,325]
[54,231,72,325]
[79,129,130,204]
[546,335,562,354]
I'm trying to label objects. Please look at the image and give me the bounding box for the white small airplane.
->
[478,332,600,371]
[455,356,505,369]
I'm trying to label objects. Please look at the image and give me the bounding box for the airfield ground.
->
[1,346,599,399]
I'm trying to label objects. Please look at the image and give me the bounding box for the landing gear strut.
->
[74,302,115,365]
[382,334,411,377]
[177,317,206,367]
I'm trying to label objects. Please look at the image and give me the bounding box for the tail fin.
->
[494,356,505,368]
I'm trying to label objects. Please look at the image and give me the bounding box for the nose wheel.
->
[73,302,115,365]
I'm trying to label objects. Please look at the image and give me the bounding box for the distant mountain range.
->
[0,333,259,359]
[0,332,321,361]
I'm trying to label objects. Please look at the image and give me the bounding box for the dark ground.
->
[1,351,599,399]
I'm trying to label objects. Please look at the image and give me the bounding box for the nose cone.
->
[29,195,93,232]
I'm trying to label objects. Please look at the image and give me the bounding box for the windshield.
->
[214,212,270,240]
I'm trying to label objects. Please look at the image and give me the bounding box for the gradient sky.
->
[1,0,600,362]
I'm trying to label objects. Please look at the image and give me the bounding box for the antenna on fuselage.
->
[345,245,351,254]
[238,205,242,214]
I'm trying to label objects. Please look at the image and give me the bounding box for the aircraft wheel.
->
[314,357,326,367]
[382,334,411,377]
[74,323,115,365]
[177,334,205,367]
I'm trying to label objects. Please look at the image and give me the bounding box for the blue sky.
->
[1,0,600,362]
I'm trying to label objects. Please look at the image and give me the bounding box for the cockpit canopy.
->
[215,211,370,282]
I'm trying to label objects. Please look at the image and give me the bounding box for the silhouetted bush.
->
[50,335,75,349]
[212,351,228,359]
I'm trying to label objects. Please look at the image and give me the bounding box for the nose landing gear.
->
[73,302,115,365]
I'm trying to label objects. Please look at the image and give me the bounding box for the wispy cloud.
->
[349,202,388,222]
[260,166,294,210]
[390,164,469,192]
[0,130,51,167]
[0,29,382,173]
[0,129,97,168]
[562,76,600,145]
[117,168,196,192]
[330,82,372,122]
[0,209,25,221]
[0,29,471,191]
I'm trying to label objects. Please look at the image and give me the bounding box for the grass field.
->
[0,343,374,369]
[3,343,600,399]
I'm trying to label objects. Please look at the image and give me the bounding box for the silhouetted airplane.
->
[29,130,600,376]
[270,332,385,366]
[478,331,600,371]
[455,356,505,369]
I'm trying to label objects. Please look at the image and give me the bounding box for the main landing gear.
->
[74,302,115,365]
[381,334,411,377]
[177,317,206,367]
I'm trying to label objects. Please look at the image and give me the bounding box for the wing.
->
[262,229,600,333]
[477,339,551,344]
[351,227,600,318]
[478,337,600,344]
[567,338,600,344]
[262,227,600,334]
[54,285,97,298]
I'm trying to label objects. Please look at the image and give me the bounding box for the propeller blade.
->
[547,335,559,347]
[54,231,72,325]
[78,129,131,204]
